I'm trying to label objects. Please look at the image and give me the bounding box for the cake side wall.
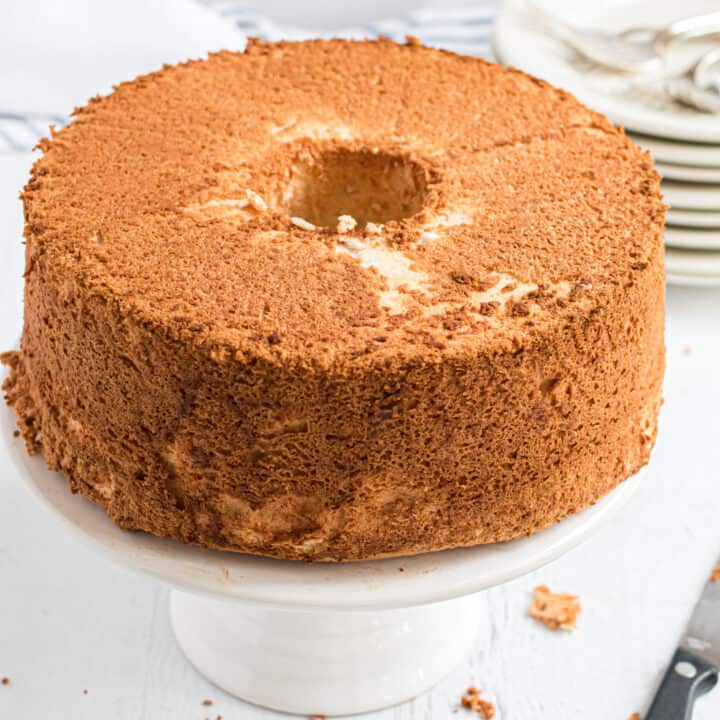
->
[3,230,665,561]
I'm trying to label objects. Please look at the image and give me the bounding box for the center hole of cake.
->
[283,149,428,228]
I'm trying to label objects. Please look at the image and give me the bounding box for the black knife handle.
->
[646,647,718,720]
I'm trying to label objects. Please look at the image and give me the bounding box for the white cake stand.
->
[2,405,643,716]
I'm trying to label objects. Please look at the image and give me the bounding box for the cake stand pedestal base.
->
[170,590,481,716]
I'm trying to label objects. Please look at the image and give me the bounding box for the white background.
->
[2,1,720,715]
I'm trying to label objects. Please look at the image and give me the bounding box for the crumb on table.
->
[460,686,495,719]
[628,713,640,720]
[711,566,720,582]
[309,715,326,720]
[529,584,581,631]
[202,699,213,707]
[1,677,9,685]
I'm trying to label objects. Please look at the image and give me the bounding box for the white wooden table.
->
[2,143,720,719]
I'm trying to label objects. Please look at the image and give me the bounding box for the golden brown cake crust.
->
[3,39,665,561]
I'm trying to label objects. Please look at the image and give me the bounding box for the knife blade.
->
[646,558,720,720]
[682,561,720,667]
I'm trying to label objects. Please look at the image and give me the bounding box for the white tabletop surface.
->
[2,127,720,720]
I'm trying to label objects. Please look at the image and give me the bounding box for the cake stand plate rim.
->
[2,402,644,612]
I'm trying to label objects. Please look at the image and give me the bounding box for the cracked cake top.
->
[23,38,665,367]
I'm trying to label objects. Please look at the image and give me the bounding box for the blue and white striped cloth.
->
[0,2,496,154]
[0,112,67,153]
[212,3,495,56]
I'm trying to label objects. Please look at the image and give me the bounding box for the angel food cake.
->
[2,39,665,561]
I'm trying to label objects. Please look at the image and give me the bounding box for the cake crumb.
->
[405,34,421,46]
[291,216,315,231]
[628,713,640,720]
[365,222,383,235]
[337,215,357,234]
[460,686,495,719]
[202,699,213,707]
[529,585,581,631]
[309,715,326,720]
[711,566,720,582]
[1,677,9,685]
[245,189,267,213]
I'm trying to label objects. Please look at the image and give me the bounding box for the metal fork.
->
[529,4,720,74]
[665,47,720,114]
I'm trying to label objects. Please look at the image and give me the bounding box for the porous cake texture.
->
[2,39,665,561]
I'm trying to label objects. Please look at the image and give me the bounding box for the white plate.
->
[666,209,720,231]
[666,271,720,287]
[656,162,720,184]
[493,0,720,142]
[663,180,720,210]
[1,403,643,612]
[666,245,720,278]
[665,226,720,250]
[631,133,720,168]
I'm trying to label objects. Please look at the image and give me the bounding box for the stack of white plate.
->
[492,0,720,286]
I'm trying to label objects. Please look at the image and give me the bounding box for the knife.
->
[646,560,720,720]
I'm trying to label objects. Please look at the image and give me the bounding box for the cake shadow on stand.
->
[2,404,644,716]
